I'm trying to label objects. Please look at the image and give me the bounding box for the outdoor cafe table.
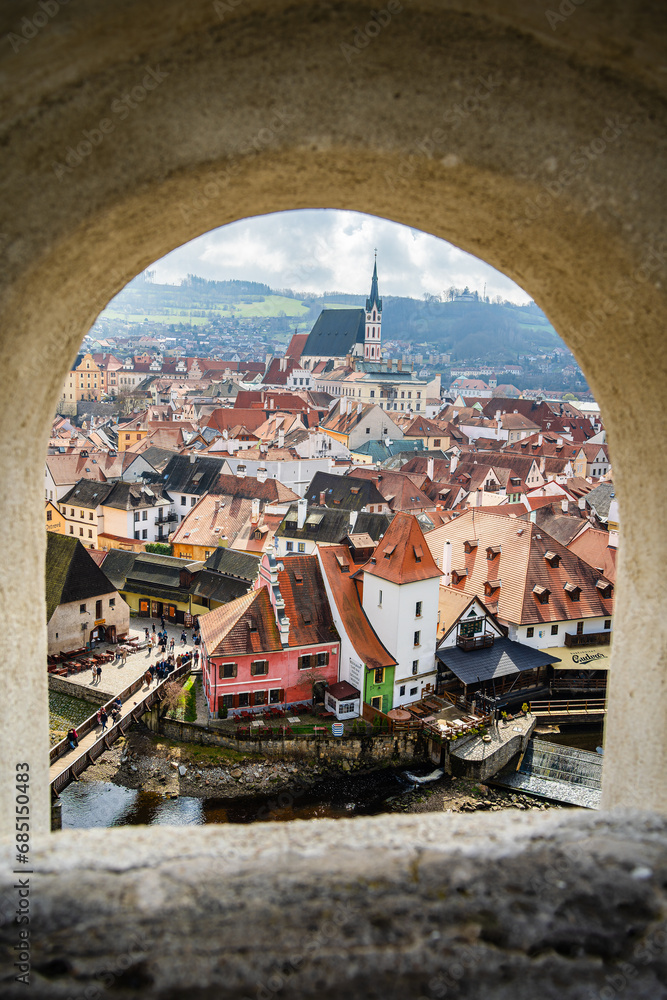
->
[387,709,412,722]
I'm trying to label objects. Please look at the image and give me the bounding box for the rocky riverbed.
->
[71,726,562,818]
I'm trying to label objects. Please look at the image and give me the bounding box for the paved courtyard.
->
[57,621,199,700]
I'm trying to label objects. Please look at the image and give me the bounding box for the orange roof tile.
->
[360,512,441,584]
[318,545,396,672]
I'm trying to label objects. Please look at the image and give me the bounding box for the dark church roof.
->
[46,533,116,622]
[301,308,365,357]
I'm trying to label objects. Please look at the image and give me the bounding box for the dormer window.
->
[563,582,581,601]
[484,579,501,596]
[544,551,560,567]
[384,544,396,559]
[596,579,613,598]
[463,539,478,554]
[486,546,501,560]
[413,545,423,562]
[451,568,468,584]
[533,585,550,605]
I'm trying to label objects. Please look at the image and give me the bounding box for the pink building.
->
[200,553,340,716]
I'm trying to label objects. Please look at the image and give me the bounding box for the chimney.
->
[319,490,326,506]
[557,436,564,448]
[251,498,260,524]
[441,539,452,587]
[278,428,285,449]
[561,499,569,513]
[578,496,586,510]
[387,358,392,371]
[349,510,358,533]
[537,433,543,446]
[257,466,268,483]
[539,457,546,474]
[450,454,458,475]
[397,359,403,372]
[280,357,286,372]
[297,497,307,530]
[278,613,290,649]
[427,457,435,481]
[495,410,501,422]
[189,452,196,463]
[236,465,246,479]
[529,510,537,523]
[345,354,353,368]
[357,402,362,414]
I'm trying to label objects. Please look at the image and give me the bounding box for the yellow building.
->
[116,416,149,451]
[45,500,67,534]
[59,352,103,403]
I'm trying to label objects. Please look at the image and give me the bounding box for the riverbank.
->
[68,726,563,819]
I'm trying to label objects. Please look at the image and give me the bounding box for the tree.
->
[296,664,328,705]
[160,680,186,717]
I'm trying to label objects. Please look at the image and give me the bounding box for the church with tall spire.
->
[299,256,384,369]
[364,253,382,361]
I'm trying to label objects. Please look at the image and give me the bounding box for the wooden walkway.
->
[529,698,606,720]
[50,663,190,796]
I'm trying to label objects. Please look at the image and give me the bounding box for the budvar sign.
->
[572,651,609,665]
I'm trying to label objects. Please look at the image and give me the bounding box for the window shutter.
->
[279,688,285,703]
[249,691,255,706]
[233,693,239,709]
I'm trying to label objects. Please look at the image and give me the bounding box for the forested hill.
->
[103,273,563,361]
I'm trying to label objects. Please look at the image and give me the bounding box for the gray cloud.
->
[150,209,532,303]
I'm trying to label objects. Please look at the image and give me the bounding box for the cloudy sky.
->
[148,209,532,304]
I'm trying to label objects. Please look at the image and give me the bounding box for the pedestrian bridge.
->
[49,664,190,797]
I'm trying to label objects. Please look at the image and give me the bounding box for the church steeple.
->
[364,252,382,361]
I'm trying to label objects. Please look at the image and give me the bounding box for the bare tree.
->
[160,680,186,717]
[297,665,328,706]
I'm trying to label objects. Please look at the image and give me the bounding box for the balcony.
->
[564,631,611,647]
[156,510,178,524]
[456,632,495,652]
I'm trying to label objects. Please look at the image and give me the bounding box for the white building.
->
[359,512,441,707]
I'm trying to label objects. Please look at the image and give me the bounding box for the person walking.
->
[100,707,108,732]
[152,622,156,634]
[96,708,102,727]
[96,664,102,685]
[169,637,175,653]
[91,662,96,684]
[144,668,152,688]
[180,629,187,645]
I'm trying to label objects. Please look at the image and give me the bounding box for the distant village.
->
[46,260,614,729]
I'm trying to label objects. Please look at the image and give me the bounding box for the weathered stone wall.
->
[1,811,665,999]
[449,718,536,781]
[47,674,108,706]
[159,717,430,766]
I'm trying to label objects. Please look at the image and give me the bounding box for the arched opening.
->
[2,2,666,991]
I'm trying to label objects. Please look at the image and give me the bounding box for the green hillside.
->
[102,273,564,360]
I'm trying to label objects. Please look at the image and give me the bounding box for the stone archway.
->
[1,0,665,841]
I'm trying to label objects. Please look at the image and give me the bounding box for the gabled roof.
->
[344,468,435,513]
[302,308,366,357]
[277,555,340,647]
[426,509,614,625]
[46,454,109,487]
[200,586,282,657]
[318,544,396,673]
[45,533,116,621]
[210,474,299,503]
[276,504,391,543]
[567,527,617,584]
[305,472,385,511]
[157,454,228,496]
[203,546,261,581]
[359,512,441,584]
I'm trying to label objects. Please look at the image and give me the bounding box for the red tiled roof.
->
[318,545,396,673]
[360,512,441,584]
[200,587,281,658]
[426,509,614,625]
[277,555,340,648]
